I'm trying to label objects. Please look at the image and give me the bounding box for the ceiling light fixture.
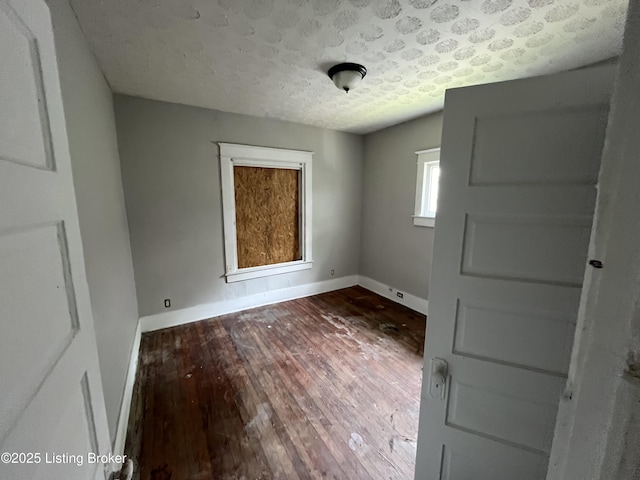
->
[328,63,367,93]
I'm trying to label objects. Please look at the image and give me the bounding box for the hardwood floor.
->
[124,286,426,480]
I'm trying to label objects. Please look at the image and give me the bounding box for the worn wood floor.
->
[125,286,426,480]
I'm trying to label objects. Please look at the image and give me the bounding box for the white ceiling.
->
[70,0,628,134]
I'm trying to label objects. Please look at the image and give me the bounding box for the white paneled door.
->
[0,1,111,479]
[415,66,614,480]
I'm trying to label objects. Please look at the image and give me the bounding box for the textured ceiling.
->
[70,0,628,133]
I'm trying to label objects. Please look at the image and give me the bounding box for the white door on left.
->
[0,1,111,479]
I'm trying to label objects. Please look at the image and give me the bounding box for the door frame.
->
[546,3,640,479]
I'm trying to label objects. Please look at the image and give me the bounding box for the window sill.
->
[413,215,435,228]
[225,260,313,283]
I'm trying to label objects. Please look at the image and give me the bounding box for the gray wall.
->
[360,112,443,300]
[49,0,139,445]
[114,95,363,318]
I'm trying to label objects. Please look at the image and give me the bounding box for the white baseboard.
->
[357,275,429,315]
[140,275,359,333]
[112,319,142,458]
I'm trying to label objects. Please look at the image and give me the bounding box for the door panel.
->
[0,223,78,434]
[0,1,53,169]
[0,1,110,479]
[440,442,548,480]
[461,214,593,286]
[31,376,100,480]
[452,286,579,375]
[445,362,564,454]
[415,66,614,480]
[469,105,607,186]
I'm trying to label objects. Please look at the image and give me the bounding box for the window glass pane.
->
[426,165,440,216]
[421,164,429,214]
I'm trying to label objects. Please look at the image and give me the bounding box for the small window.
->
[413,148,441,228]
[219,143,313,282]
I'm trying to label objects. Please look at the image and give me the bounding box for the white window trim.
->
[413,147,440,228]
[219,143,313,283]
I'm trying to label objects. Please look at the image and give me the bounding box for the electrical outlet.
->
[396,292,404,299]
[164,299,171,308]
[331,269,335,276]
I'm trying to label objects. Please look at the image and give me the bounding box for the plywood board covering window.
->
[234,166,301,268]
[219,143,313,283]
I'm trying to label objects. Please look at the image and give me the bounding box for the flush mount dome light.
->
[328,63,367,93]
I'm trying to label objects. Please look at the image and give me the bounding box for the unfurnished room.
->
[1,0,640,479]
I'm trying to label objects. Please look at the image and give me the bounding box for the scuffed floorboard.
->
[124,286,426,480]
